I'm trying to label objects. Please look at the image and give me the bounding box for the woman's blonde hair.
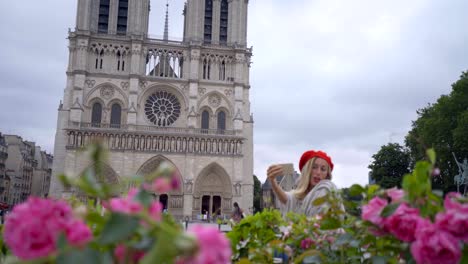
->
[292,157,332,200]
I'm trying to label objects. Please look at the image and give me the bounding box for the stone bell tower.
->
[51,0,253,220]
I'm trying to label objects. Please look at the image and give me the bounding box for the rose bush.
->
[0,143,232,264]
[228,149,468,264]
[1,144,468,264]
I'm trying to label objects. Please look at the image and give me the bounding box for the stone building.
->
[0,134,53,208]
[4,135,37,206]
[31,146,53,198]
[262,171,299,210]
[0,133,9,206]
[50,0,254,220]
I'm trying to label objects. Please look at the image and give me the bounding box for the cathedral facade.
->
[50,0,253,220]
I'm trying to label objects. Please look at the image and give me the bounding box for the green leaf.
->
[380,203,400,217]
[56,247,113,264]
[140,233,178,264]
[371,256,387,264]
[294,250,322,264]
[98,213,139,244]
[56,233,68,251]
[367,185,380,198]
[459,245,468,264]
[349,184,365,197]
[426,148,436,165]
[302,255,322,264]
[58,174,72,189]
[86,211,106,226]
[333,233,352,246]
[312,195,328,206]
[135,189,154,207]
[319,217,341,230]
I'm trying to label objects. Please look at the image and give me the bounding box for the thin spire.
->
[163,0,169,41]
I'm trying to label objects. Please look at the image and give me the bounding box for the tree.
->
[368,143,411,189]
[253,175,262,213]
[405,71,468,192]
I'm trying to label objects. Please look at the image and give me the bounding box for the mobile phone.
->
[277,163,294,175]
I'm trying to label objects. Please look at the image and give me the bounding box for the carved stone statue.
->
[234,182,241,196]
[185,180,193,193]
[453,152,468,195]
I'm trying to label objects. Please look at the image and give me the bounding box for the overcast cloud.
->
[0,0,467,188]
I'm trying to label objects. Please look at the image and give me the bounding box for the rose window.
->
[144,91,181,126]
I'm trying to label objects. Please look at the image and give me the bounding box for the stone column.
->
[187,48,201,128]
[212,0,221,45]
[239,0,248,46]
[76,0,92,32]
[108,0,119,34]
[227,0,240,45]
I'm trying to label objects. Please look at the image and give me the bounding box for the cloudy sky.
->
[0,0,467,187]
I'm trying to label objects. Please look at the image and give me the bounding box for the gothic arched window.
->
[217,111,226,131]
[220,0,228,44]
[201,110,210,132]
[116,51,124,71]
[203,58,211,80]
[91,102,102,127]
[219,60,226,80]
[110,103,121,128]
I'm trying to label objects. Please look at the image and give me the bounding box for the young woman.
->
[267,150,340,216]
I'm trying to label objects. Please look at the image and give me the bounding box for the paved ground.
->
[181,221,232,232]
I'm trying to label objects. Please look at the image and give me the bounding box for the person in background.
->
[231,202,244,223]
[267,150,342,216]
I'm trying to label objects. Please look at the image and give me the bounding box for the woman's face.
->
[309,158,329,186]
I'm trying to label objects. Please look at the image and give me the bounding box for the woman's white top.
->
[279,180,339,217]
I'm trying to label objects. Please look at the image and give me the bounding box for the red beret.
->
[299,150,334,172]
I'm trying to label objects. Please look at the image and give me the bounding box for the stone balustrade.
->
[65,122,244,156]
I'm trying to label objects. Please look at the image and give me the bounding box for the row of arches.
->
[91,50,128,73]
[66,131,244,155]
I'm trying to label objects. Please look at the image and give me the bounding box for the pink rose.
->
[114,244,145,263]
[4,197,92,260]
[106,188,143,214]
[127,187,139,199]
[153,178,173,194]
[411,222,461,264]
[300,238,314,249]
[65,220,92,246]
[149,201,163,221]
[386,188,405,203]
[362,196,388,227]
[444,192,467,211]
[107,197,143,214]
[436,208,468,243]
[171,175,181,190]
[179,225,231,264]
[383,203,424,242]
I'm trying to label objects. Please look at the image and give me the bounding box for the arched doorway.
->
[136,155,184,218]
[159,194,168,210]
[75,163,120,202]
[193,163,232,221]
